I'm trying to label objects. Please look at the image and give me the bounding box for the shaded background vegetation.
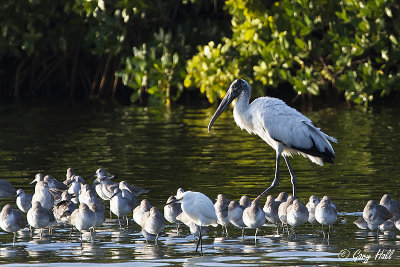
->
[1,0,399,106]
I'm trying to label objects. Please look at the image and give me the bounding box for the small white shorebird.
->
[208,79,337,200]
[166,190,218,254]
[242,200,265,243]
[0,204,26,245]
[315,196,337,240]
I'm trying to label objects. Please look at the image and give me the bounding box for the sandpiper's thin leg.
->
[255,150,282,202]
[283,155,297,198]
[328,225,331,241]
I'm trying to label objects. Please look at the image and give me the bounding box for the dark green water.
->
[0,102,400,266]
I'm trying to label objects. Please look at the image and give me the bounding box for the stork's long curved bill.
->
[208,90,235,132]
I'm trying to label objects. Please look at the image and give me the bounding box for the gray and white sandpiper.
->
[141,207,165,242]
[228,200,247,239]
[353,217,369,230]
[78,184,98,206]
[243,200,266,243]
[110,188,135,227]
[306,195,320,228]
[0,179,16,198]
[275,192,288,203]
[65,167,76,182]
[66,175,85,204]
[16,189,33,213]
[44,175,67,191]
[93,177,118,201]
[363,200,392,235]
[27,201,54,238]
[315,196,337,240]
[239,195,251,207]
[53,191,77,225]
[287,198,309,239]
[133,199,152,226]
[164,196,182,232]
[263,195,281,234]
[0,204,26,244]
[278,195,294,232]
[379,194,400,221]
[119,180,149,198]
[70,203,95,242]
[31,181,56,211]
[119,181,141,208]
[379,220,394,234]
[88,202,106,233]
[214,194,232,236]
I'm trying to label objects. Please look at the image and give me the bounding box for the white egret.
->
[208,79,337,200]
[166,190,218,253]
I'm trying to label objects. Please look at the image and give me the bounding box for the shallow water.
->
[1,102,400,265]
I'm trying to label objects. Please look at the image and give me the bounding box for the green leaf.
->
[385,7,392,18]
[294,38,307,50]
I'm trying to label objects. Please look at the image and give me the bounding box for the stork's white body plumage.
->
[208,79,337,200]
[234,92,336,166]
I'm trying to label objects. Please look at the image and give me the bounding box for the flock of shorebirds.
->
[0,168,398,253]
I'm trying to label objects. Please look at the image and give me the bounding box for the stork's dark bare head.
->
[208,79,250,132]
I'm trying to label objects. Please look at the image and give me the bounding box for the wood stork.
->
[208,79,337,201]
